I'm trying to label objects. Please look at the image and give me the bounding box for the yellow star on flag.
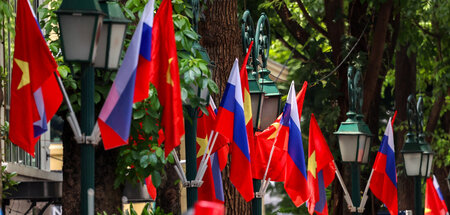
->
[166,58,174,86]
[267,123,280,140]
[14,58,30,90]
[308,151,317,178]
[243,89,252,124]
[424,208,431,214]
[196,136,209,158]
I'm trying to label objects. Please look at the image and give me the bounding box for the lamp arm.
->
[358,168,374,213]
[333,161,356,212]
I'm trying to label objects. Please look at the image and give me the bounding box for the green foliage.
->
[96,203,171,215]
[2,166,20,198]
[37,0,218,190]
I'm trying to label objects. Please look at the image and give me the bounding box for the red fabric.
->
[9,0,62,156]
[253,81,307,181]
[284,155,309,207]
[145,175,157,200]
[149,0,184,157]
[425,177,449,215]
[194,201,224,215]
[369,154,398,215]
[196,107,223,203]
[229,142,254,202]
[307,114,336,214]
[134,55,152,102]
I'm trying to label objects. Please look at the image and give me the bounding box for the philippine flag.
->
[369,119,398,215]
[98,1,154,150]
[425,175,449,215]
[275,81,309,207]
[214,59,254,202]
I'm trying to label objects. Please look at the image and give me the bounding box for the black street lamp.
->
[241,10,281,215]
[334,66,372,214]
[401,95,434,215]
[56,0,128,214]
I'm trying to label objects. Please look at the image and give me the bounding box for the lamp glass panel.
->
[420,154,433,177]
[94,23,110,68]
[338,135,358,162]
[403,152,422,176]
[59,14,97,61]
[250,93,263,129]
[360,135,371,163]
[356,134,367,163]
[107,23,127,69]
[260,96,279,130]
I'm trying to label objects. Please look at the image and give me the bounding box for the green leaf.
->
[151,171,161,187]
[133,109,145,119]
[155,147,163,158]
[149,153,158,166]
[143,115,152,134]
[140,155,150,168]
[57,65,70,78]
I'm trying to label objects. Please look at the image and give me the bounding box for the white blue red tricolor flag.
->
[425,175,449,215]
[98,1,154,150]
[369,118,398,215]
[274,81,309,207]
[214,59,254,202]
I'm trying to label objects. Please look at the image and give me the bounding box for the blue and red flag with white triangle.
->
[214,59,254,202]
[369,119,398,215]
[98,0,154,150]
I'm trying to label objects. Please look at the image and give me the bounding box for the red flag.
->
[149,0,184,157]
[145,175,157,200]
[9,0,62,156]
[425,175,449,215]
[196,105,225,203]
[253,81,307,181]
[307,114,336,215]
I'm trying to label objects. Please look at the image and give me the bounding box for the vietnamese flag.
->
[149,0,184,157]
[9,0,62,156]
[307,114,336,215]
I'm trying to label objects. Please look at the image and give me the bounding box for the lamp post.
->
[56,0,128,214]
[401,95,434,215]
[241,10,281,215]
[334,66,372,214]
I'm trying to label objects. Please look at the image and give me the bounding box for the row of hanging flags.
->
[8,0,449,214]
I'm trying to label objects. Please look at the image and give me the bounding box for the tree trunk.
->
[62,122,82,215]
[95,148,123,214]
[156,157,181,214]
[63,121,123,214]
[394,45,416,211]
[198,0,252,214]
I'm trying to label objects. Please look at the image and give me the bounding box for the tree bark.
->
[62,121,123,214]
[62,122,82,215]
[156,157,181,214]
[394,45,416,211]
[363,0,393,117]
[199,0,252,214]
[272,1,310,45]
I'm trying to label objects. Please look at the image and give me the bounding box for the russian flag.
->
[369,119,398,215]
[214,59,254,202]
[98,1,154,150]
[425,175,449,215]
[275,81,309,207]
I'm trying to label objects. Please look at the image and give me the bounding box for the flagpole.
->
[195,130,214,181]
[54,72,82,138]
[196,131,218,181]
[259,143,277,194]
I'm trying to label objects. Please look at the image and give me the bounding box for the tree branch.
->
[272,1,310,45]
[274,31,308,62]
[425,87,449,142]
[294,0,328,37]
